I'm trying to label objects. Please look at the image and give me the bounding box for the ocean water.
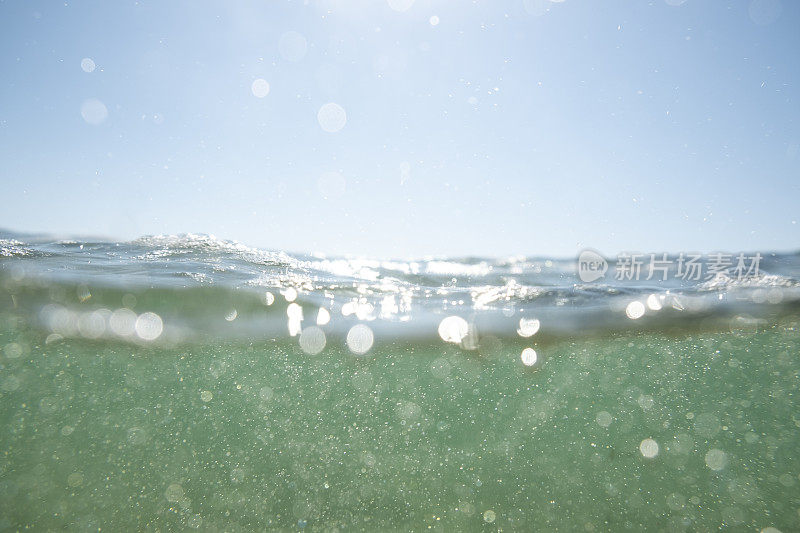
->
[1,232,799,531]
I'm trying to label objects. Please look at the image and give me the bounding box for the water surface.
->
[1,233,798,531]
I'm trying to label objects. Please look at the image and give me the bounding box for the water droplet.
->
[283,287,298,302]
[279,31,307,62]
[387,0,415,11]
[749,0,782,26]
[78,310,108,339]
[127,426,146,445]
[316,307,331,325]
[251,78,270,98]
[230,467,246,483]
[3,342,23,359]
[520,347,537,366]
[317,102,347,133]
[81,98,108,125]
[187,514,203,529]
[80,57,95,73]
[694,413,721,439]
[135,312,163,341]
[646,294,663,310]
[110,308,137,336]
[347,324,374,355]
[287,302,303,336]
[517,318,540,337]
[639,438,659,458]
[165,483,184,502]
[1,375,21,392]
[299,326,326,355]
[705,448,728,471]
[596,411,613,428]
[666,492,685,511]
[637,394,654,410]
[259,386,274,401]
[438,316,469,343]
[626,301,646,320]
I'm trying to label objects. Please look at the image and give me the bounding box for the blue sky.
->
[0,0,798,258]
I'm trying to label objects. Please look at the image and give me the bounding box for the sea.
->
[1,231,799,531]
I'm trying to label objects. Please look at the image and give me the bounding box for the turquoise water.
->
[1,233,799,531]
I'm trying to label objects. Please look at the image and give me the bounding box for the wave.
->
[0,232,799,349]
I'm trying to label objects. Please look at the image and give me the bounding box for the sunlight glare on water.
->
[346,323,374,355]
[438,315,469,343]
[1,235,800,530]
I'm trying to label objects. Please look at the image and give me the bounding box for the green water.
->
[1,317,799,531]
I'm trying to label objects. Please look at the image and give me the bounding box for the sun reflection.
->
[517,318,540,337]
[347,324,374,355]
[438,316,469,344]
[520,347,537,366]
[299,326,326,355]
[287,303,303,336]
[625,301,646,320]
[134,312,163,341]
[317,307,331,325]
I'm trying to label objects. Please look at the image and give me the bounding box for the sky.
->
[0,0,798,258]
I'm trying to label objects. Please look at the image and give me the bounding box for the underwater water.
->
[1,232,799,531]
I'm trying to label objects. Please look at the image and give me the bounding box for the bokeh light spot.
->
[317,102,347,133]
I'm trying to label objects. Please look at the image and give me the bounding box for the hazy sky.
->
[1,0,798,258]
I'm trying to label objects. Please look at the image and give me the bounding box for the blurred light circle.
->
[81,99,108,125]
[640,438,659,458]
[517,318,540,337]
[251,78,270,98]
[316,307,331,325]
[109,308,137,336]
[387,0,415,12]
[523,0,551,16]
[80,57,95,73]
[521,348,537,366]
[749,0,782,25]
[438,316,468,343]
[78,310,107,339]
[626,301,646,320]
[317,102,347,133]
[279,31,308,62]
[347,324,374,355]
[299,326,326,355]
[135,312,163,341]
